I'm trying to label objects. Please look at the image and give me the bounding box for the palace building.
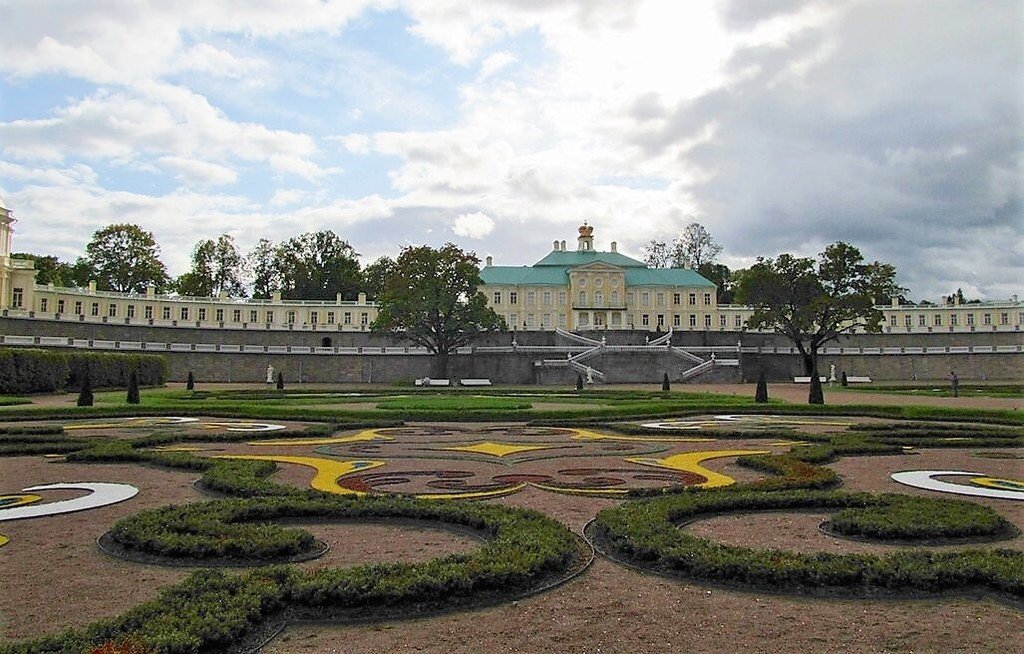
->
[0,197,1020,336]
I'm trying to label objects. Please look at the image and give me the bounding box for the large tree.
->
[247,238,279,299]
[84,224,169,293]
[734,242,902,404]
[276,230,362,300]
[641,240,672,268]
[372,243,505,377]
[176,234,246,297]
[362,255,396,300]
[672,222,722,269]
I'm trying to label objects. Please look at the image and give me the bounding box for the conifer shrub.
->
[126,370,140,405]
[755,368,768,403]
[77,370,94,407]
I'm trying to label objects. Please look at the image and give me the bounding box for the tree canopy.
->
[362,256,397,300]
[84,224,170,293]
[371,243,505,377]
[276,230,362,301]
[176,234,246,297]
[734,242,902,403]
[641,221,723,270]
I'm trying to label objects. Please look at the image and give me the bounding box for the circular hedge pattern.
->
[592,489,1024,600]
[826,494,1018,542]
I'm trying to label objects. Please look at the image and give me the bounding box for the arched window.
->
[321,337,333,348]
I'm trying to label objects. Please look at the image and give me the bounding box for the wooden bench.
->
[460,378,492,386]
[793,376,828,383]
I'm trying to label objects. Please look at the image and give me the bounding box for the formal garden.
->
[0,366,1021,653]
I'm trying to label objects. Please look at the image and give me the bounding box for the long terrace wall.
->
[0,317,1019,384]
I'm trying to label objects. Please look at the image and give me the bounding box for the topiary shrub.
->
[575,373,584,391]
[186,370,195,391]
[841,370,848,387]
[755,368,768,403]
[276,371,285,390]
[662,373,670,392]
[126,370,140,405]
[77,369,94,407]
[0,348,70,393]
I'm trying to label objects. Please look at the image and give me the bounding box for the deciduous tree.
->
[372,244,505,377]
[247,238,279,299]
[176,235,246,297]
[84,224,169,293]
[276,230,362,300]
[672,222,722,270]
[735,242,902,404]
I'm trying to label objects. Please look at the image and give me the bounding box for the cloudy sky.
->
[0,0,1020,301]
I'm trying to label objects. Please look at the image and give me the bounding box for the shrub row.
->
[593,489,1024,600]
[0,348,167,394]
[1,497,581,654]
[828,494,1018,541]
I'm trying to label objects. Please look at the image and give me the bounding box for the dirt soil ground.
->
[1,388,1022,652]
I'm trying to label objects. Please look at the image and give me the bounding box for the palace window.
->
[127,305,135,318]
[541,313,550,327]
[950,314,958,326]
[12,288,23,308]
[543,290,552,305]
[656,293,665,307]
[91,302,100,316]
[720,315,727,327]
[734,315,742,328]
[611,313,621,326]
[216,309,224,322]
[673,315,681,327]
[1000,312,1008,325]
[344,312,352,324]
[890,315,897,326]
[145,305,153,319]
[641,314,649,326]
[918,314,926,326]
[198,308,206,321]
[558,313,566,327]
[286,311,296,324]
[704,314,712,328]
[688,293,696,305]
[162,307,171,320]
[57,299,65,313]
[578,313,589,326]
[526,314,535,327]
[579,290,586,305]
[75,301,83,315]
[310,311,319,325]
[983,313,991,325]
[40,298,48,312]
[265,310,273,323]
[641,292,649,306]
[360,312,368,325]
[558,291,567,305]
[966,313,974,326]
[180,307,189,321]
[704,293,712,305]
[595,291,603,307]
[657,314,665,327]
[673,292,681,305]
[249,310,258,323]
[526,291,536,305]
[327,312,335,324]
[509,292,518,305]
[493,292,502,304]
[904,314,912,327]
[933,314,941,326]
[689,314,696,327]
[610,291,619,306]
[509,313,517,326]
[232,309,241,322]
[108,303,117,317]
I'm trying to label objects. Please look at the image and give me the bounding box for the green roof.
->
[625,268,715,287]
[532,250,647,268]
[479,266,569,286]
[480,248,717,288]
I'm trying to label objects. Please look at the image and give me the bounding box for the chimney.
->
[553,240,559,251]
[88,280,97,293]
[560,240,566,251]
[358,292,367,303]
[145,283,154,298]
[891,296,899,307]
[610,241,618,253]
[485,255,493,267]
[272,290,282,302]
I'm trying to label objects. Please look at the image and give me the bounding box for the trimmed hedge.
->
[828,494,1017,541]
[1,496,581,654]
[0,348,167,394]
[593,489,1024,600]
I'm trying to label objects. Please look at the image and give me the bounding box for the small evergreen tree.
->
[126,370,140,405]
[662,372,671,391]
[186,370,195,390]
[575,373,584,391]
[809,373,824,404]
[755,368,768,403]
[77,369,94,407]
[841,370,848,387]
[276,371,285,390]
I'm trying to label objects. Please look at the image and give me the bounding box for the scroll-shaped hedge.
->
[1,496,583,654]
[593,489,1024,601]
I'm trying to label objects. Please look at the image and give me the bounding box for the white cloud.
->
[479,51,517,79]
[158,156,238,186]
[269,189,308,207]
[452,212,496,239]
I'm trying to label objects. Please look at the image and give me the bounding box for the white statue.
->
[266,364,275,384]
[829,363,837,385]
[586,367,594,384]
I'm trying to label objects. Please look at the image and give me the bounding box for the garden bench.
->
[460,378,493,386]
[845,375,872,383]
[793,376,827,383]
[414,378,451,387]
